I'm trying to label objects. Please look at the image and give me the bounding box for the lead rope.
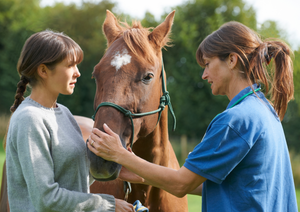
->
[124,181,148,211]
[133,200,149,212]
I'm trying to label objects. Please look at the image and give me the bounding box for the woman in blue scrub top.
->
[88,21,298,211]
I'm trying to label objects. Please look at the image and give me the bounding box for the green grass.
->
[297,189,300,210]
[0,143,5,185]
[187,194,201,211]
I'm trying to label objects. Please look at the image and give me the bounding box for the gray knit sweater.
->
[6,97,115,212]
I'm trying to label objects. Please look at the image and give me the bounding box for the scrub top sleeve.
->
[184,123,250,184]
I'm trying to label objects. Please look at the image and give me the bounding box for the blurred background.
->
[0,0,300,210]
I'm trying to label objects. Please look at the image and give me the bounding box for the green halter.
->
[92,59,176,148]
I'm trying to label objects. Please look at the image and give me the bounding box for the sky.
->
[40,0,300,50]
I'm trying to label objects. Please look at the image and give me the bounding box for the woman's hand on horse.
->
[87,123,126,163]
[119,166,145,184]
[115,198,135,212]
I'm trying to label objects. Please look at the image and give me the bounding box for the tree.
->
[0,0,118,116]
[0,0,40,114]
[159,0,257,137]
[293,49,300,105]
[38,0,117,116]
[283,47,300,151]
[1,0,299,151]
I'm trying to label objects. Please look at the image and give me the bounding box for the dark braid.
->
[10,76,29,112]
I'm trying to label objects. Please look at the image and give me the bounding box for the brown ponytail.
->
[196,21,294,120]
[266,40,294,120]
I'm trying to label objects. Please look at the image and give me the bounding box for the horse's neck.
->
[133,109,170,166]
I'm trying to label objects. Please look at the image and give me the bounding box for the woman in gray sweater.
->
[6,30,134,212]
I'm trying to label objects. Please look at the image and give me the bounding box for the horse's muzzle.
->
[87,137,126,181]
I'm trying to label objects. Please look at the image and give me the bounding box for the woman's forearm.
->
[188,184,203,196]
[116,149,204,197]
[117,150,180,196]
[88,125,206,197]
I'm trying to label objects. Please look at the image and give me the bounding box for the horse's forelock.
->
[117,21,158,65]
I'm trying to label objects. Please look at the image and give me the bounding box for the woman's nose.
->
[74,66,81,78]
[202,68,208,80]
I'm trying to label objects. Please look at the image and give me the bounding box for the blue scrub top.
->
[184,84,297,212]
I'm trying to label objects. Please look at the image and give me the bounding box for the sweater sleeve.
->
[9,112,115,212]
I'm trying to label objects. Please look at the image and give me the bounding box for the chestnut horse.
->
[86,10,188,211]
[0,10,188,212]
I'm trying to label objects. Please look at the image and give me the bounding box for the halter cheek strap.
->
[92,58,176,148]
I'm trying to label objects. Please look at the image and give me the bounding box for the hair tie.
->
[264,47,273,65]
[21,75,29,84]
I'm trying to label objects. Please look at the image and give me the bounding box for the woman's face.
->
[47,57,81,96]
[202,56,233,96]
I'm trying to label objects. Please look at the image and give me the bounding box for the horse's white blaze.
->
[111,49,131,71]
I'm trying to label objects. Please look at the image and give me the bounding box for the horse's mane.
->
[108,20,172,65]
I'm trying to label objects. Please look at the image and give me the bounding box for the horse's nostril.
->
[87,144,122,181]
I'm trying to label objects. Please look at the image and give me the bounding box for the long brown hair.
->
[196,21,294,120]
[10,29,83,112]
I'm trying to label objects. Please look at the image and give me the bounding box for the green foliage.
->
[293,49,300,105]
[162,0,257,137]
[39,0,116,116]
[0,0,117,116]
[259,20,282,40]
[0,0,37,114]
[141,12,159,27]
[282,101,300,151]
[290,150,300,188]
[0,0,299,151]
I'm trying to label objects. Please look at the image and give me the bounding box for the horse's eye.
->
[142,73,154,83]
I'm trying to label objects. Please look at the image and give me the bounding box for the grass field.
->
[0,143,5,184]
[297,190,300,211]
[187,194,202,211]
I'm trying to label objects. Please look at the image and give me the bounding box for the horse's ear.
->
[148,10,175,48]
[102,10,123,47]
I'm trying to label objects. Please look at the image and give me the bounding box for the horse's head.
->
[88,10,175,181]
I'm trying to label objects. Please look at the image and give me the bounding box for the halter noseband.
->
[92,59,176,148]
